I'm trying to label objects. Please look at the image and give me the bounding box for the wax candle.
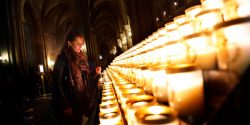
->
[185,5,202,21]
[99,111,122,125]
[223,0,250,21]
[150,65,169,102]
[196,9,224,32]
[134,105,178,125]
[125,95,154,125]
[166,64,204,122]
[213,16,250,75]
[99,101,119,114]
[183,31,216,70]
[173,15,187,25]
[201,0,225,10]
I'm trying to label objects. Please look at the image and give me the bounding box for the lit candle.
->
[173,15,187,25]
[213,16,250,75]
[99,111,122,125]
[38,64,44,73]
[142,67,153,95]
[166,64,204,122]
[195,9,224,32]
[150,65,169,102]
[178,21,196,37]
[223,0,250,21]
[125,95,154,125]
[183,31,216,70]
[134,106,178,125]
[200,0,225,10]
[165,22,177,31]
[185,5,202,21]
[99,100,119,114]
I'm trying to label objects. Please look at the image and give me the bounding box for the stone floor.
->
[22,94,100,125]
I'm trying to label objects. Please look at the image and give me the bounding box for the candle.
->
[213,16,250,75]
[185,5,202,21]
[195,9,224,32]
[165,22,178,31]
[167,28,181,42]
[134,106,178,125]
[125,95,154,125]
[150,65,169,102]
[200,0,225,10]
[99,101,119,114]
[38,64,44,73]
[173,15,187,25]
[142,67,153,95]
[166,64,204,122]
[99,111,122,125]
[178,21,196,37]
[223,0,250,21]
[183,31,216,70]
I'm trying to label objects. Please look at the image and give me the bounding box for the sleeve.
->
[52,55,71,110]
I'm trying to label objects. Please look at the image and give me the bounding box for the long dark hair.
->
[60,30,85,54]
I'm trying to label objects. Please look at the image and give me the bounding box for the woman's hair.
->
[60,30,85,53]
[65,30,85,43]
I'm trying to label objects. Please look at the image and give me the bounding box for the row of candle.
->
[98,72,123,125]
[113,0,250,76]
[100,69,180,125]
[103,0,250,124]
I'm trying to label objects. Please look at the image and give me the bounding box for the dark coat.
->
[51,52,99,118]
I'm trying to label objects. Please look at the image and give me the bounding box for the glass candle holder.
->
[166,64,204,124]
[142,67,154,95]
[120,88,145,110]
[178,21,196,37]
[150,65,169,102]
[195,9,224,32]
[173,15,187,25]
[125,95,155,125]
[99,110,122,125]
[100,100,119,114]
[213,16,250,75]
[167,28,181,42]
[164,42,187,65]
[223,0,250,21]
[185,5,203,21]
[134,105,178,125]
[165,22,178,31]
[183,31,216,70]
[201,0,225,10]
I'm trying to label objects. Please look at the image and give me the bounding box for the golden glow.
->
[0,52,8,63]
[47,57,55,70]
[38,64,44,73]
[196,9,224,31]
[167,69,204,116]
[185,5,202,21]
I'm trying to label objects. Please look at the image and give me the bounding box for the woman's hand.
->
[95,66,101,74]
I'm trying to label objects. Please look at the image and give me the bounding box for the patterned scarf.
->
[64,47,89,89]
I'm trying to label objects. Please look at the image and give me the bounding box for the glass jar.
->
[185,5,203,21]
[173,15,187,25]
[183,31,216,70]
[200,0,225,10]
[223,0,250,21]
[166,64,204,123]
[195,9,224,32]
[134,105,178,125]
[213,16,250,75]
[99,110,122,125]
[150,65,169,102]
[125,95,155,125]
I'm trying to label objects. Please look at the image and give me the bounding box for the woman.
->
[51,30,101,125]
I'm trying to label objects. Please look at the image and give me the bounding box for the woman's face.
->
[68,36,84,53]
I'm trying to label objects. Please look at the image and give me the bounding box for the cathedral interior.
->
[1,0,250,125]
